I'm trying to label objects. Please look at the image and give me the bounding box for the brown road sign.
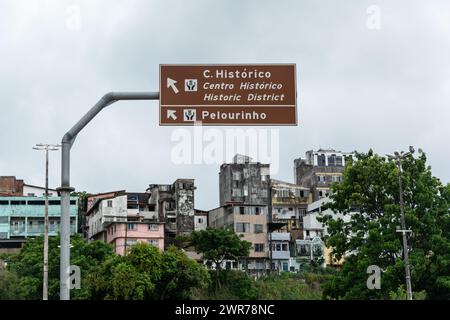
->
[159,64,297,126]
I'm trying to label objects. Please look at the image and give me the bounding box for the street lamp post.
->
[33,143,61,300]
[387,148,414,301]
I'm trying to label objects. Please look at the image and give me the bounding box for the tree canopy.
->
[191,227,252,271]
[320,149,450,299]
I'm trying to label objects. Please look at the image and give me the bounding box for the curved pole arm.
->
[58,91,159,300]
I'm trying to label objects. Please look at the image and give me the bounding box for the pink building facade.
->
[105,222,164,255]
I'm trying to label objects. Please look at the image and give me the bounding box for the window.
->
[254,224,263,233]
[27,193,35,197]
[225,261,232,270]
[282,262,289,271]
[127,223,136,230]
[336,156,343,166]
[282,243,288,251]
[328,155,336,166]
[148,224,158,231]
[232,171,241,180]
[49,200,61,205]
[10,200,26,205]
[255,207,260,215]
[28,200,45,205]
[306,230,310,237]
[147,239,159,247]
[107,200,113,208]
[0,200,8,205]
[299,208,306,218]
[255,261,265,269]
[232,188,242,197]
[197,218,203,224]
[277,189,289,198]
[318,154,326,166]
[0,217,8,223]
[236,223,250,233]
[254,244,264,252]
[239,207,245,215]
[70,200,76,205]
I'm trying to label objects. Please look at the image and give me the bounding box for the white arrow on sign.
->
[167,109,177,120]
[167,78,179,94]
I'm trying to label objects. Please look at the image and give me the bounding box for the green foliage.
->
[0,269,23,299]
[158,245,210,300]
[194,271,325,300]
[88,243,210,300]
[191,227,252,270]
[389,285,427,300]
[320,148,450,300]
[7,234,115,300]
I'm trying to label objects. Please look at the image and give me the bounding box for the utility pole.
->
[33,143,61,300]
[387,147,414,300]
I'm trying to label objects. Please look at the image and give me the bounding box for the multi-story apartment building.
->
[209,203,269,276]
[0,176,78,251]
[294,149,352,201]
[270,179,312,272]
[0,196,78,249]
[208,155,271,275]
[147,179,195,247]
[86,190,163,255]
[289,196,354,267]
[219,154,270,206]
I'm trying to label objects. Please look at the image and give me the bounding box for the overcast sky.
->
[0,0,449,210]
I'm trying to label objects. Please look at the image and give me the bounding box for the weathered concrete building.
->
[147,179,195,247]
[194,209,208,231]
[219,154,270,206]
[294,149,352,201]
[0,176,77,251]
[269,179,312,272]
[0,196,78,250]
[209,155,271,276]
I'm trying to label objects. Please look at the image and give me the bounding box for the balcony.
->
[269,232,290,241]
[271,250,290,260]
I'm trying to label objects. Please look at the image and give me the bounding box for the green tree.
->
[88,242,209,300]
[7,234,115,300]
[320,149,450,299]
[158,245,210,299]
[0,269,24,299]
[191,227,252,288]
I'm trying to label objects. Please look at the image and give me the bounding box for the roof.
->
[23,184,58,192]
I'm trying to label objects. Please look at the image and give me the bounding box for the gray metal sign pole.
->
[57,92,159,300]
